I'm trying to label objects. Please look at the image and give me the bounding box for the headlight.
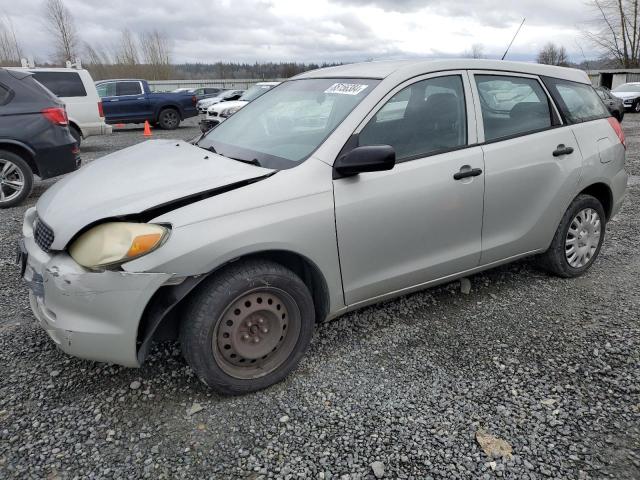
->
[220,106,242,118]
[69,222,169,269]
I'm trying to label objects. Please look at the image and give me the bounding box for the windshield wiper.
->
[229,157,261,167]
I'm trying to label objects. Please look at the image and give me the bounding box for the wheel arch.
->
[0,140,38,175]
[68,120,82,138]
[579,182,613,220]
[136,249,330,364]
[155,104,183,121]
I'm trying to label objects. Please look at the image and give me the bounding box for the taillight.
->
[608,117,626,149]
[97,101,104,118]
[42,107,68,126]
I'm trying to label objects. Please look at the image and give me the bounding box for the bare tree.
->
[584,0,640,67]
[115,28,140,65]
[465,43,485,59]
[0,15,22,66]
[537,42,569,66]
[140,30,172,79]
[43,0,79,63]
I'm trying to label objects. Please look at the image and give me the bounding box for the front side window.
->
[544,78,610,124]
[31,71,87,97]
[359,75,467,160]
[96,82,116,97]
[475,75,552,141]
[198,78,379,169]
[116,81,142,96]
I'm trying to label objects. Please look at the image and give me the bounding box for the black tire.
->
[70,126,82,147]
[634,101,640,113]
[180,259,315,395]
[0,150,34,209]
[157,108,180,130]
[536,194,606,278]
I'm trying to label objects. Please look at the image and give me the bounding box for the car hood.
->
[610,91,640,100]
[209,100,248,112]
[37,139,275,250]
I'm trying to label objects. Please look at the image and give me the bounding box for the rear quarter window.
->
[31,71,87,98]
[543,77,609,124]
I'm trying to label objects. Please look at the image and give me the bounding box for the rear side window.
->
[96,82,115,97]
[475,75,552,142]
[0,84,10,104]
[359,75,467,160]
[31,71,87,97]
[116,81,142,96]
[544,77,610,124]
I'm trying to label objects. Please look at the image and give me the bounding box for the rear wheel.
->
[536,194,605,278]
[158,108,180,130]
[0,151,33,208]
[180,259,315,395]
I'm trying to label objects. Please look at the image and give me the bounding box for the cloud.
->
[3,0,595,64]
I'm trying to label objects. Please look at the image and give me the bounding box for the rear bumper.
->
[20,208,171,367]
[610,167,628,218]
[34,142,80,179]
[80,122,113,138]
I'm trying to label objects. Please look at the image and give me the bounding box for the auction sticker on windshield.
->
[324,83,369,95]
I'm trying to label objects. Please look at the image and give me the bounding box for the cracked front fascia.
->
[44,263,172,296]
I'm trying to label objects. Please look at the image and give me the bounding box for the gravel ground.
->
[0,115,639,479]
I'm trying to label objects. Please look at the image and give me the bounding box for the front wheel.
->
[0,151,34,208]
[634,101,640,113]
[536,194,606,278]
[180,260,315,395]
[158,108,180,130]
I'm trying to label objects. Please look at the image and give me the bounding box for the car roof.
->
[95,79,143,83]
[16,67,88,73]
[293,59,590,84]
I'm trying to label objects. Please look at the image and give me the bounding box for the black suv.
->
[0,68,80,208]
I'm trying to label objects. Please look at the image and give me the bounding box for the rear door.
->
[113,81,152,121]
[334,72,485,305]
[470,71,584,265]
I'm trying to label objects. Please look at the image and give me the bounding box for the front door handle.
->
[553,144,574,157]
[453,166,483,180]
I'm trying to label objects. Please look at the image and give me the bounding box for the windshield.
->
[612,83,640,93]
[240,84,276,102]
[198,78,379,169]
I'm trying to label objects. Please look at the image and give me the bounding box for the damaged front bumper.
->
[20,208,171,367]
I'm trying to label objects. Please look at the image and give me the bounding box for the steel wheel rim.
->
[635,102,640,112]
[213,288,301,380]
[0,158,25,203]
[565,208,601,268]
[163,111,178,128]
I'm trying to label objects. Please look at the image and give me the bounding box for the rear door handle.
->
[453,166,483,180]
[553,144,574,157]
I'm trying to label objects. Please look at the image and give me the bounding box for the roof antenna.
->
[502,17,526,60]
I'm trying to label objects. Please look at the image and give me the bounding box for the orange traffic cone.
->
[143,120,152,137]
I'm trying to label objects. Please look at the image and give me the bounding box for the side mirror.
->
[334,145,396,178]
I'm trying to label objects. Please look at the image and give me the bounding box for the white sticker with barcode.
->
[324,83,368,95]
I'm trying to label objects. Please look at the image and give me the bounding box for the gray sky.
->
[5,0,598,64]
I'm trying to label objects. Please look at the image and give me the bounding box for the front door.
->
[333,72,485,305]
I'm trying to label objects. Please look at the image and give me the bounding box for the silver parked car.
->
[19,60,627,395]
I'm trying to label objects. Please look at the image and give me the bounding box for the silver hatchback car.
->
[19,60,627,394]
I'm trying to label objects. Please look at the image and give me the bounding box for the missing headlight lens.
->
[69,222,169,268]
